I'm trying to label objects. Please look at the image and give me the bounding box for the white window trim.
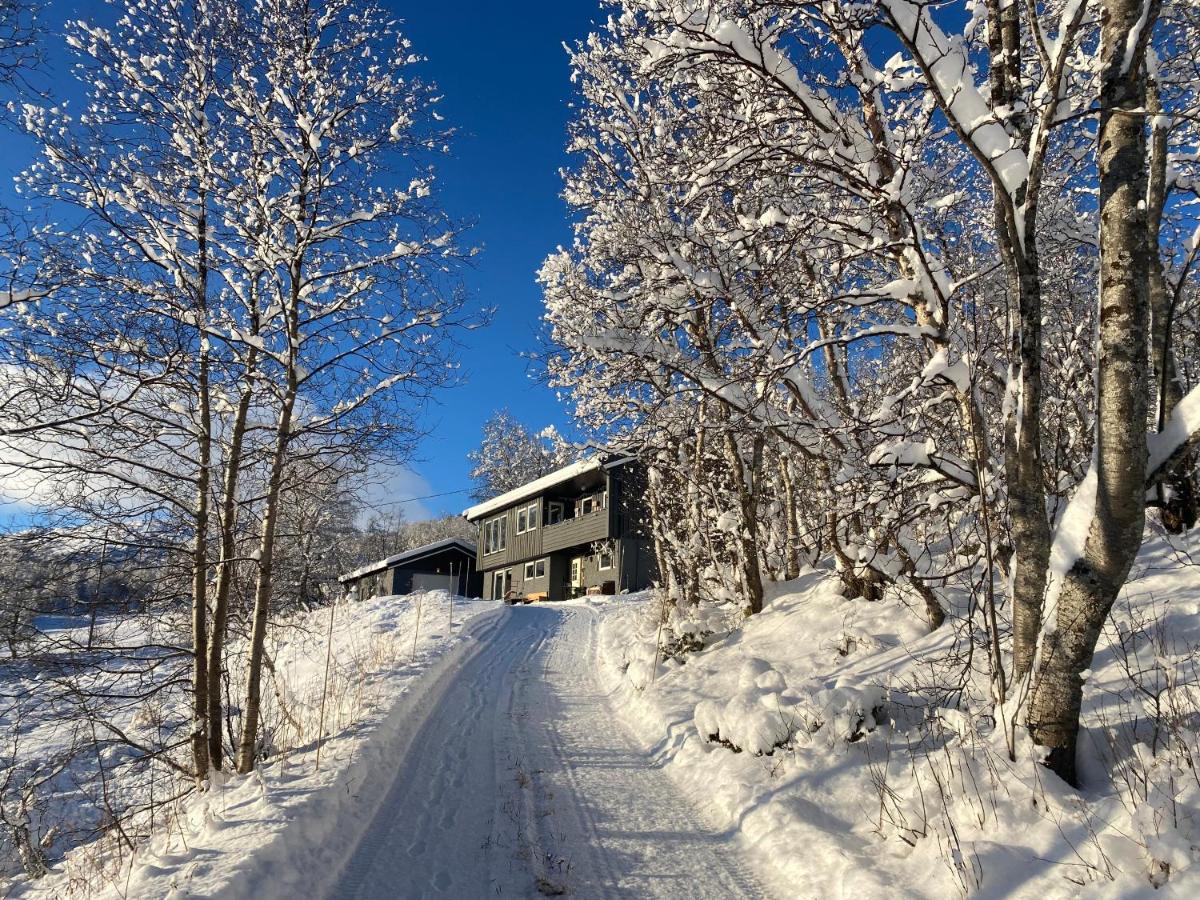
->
[516,501,539,535]
[485,515,507,554]
[524,561,535,579]
[598,550,613,571]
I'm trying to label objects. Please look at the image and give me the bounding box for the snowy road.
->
[326,604,773,899]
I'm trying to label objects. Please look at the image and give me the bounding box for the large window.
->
[523,558,547,580]
[484,515,507,554]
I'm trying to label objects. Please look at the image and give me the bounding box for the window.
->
[516,501,539,534]
[581,495,595,516]
[484,515,507,554]
[598,549,613,571]
[523,558,547,580]
[547,502,563,525]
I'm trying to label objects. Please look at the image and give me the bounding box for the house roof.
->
[461,455,636,521]
[339,537,477,584]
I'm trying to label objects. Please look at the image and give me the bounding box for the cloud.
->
[357,462,436,526]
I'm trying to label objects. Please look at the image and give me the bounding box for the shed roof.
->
[339,537,476,584]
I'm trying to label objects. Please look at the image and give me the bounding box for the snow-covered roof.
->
[462,459,602,521]
[339,537,477,584]
[462,455,636,521]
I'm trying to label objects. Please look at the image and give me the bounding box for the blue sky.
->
[391,1,602,518]
[0,0,604,524]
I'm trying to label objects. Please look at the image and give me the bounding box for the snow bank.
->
[595,536,1200,897]
[12,593,503,900]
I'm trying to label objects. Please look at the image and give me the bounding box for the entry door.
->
[570,557,583,591]
[492,569,511,601]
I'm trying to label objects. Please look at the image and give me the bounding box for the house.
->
[340,537,482,599]
[463,456,657,602]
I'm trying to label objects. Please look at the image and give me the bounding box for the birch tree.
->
[467,409,573,502]
[1026,0,1161,786]
[16,0,232,779]
[227,0,470,774]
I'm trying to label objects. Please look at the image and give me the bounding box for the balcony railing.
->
[541,507,609,553]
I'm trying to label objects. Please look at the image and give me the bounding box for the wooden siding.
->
[472,464,656,591]
[476,502,545,569]
[542,507,609,554]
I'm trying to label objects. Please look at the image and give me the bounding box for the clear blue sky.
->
[393,1,601,518]
[1,1,604,523]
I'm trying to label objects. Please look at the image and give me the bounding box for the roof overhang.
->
[462,458,604,521]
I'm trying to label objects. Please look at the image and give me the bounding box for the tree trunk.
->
[206,371,255,770]
[1146,78,1198,533]
[722,432,764,616]
[1004,256,1052,684]
[1028,0,1158,786]
[235,392,294,774]
[190,196,212,781]
[779,455,801,580]
[236,256,301,773]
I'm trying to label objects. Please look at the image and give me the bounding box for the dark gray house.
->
[463,456,657,602]
[340,537,482,599]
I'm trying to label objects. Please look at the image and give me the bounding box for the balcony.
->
[541,507,609,553]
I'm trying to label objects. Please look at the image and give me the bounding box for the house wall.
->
[617,538,656,593]
[476,501,547,569]
[348,547,482,599]
[474,463,657,600]
[484,552,555,601]
[610,463,652,539]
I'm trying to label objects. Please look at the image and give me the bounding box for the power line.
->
[358,487,475,511]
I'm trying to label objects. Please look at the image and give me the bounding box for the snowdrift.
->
[596,534,1200,898]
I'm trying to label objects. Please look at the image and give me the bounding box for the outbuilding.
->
[340,538,482,599]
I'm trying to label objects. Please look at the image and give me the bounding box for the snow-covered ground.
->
[327,602,771,900]
[597,533,1200,898]
[10,534,1200,898]
[6,591,500,899]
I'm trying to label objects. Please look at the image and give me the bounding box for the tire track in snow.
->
[325,605,776,899]
[327,612,532,899]
[528,606,771,899]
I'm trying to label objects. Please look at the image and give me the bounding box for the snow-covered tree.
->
[466,409,573,502]
[546,0,1200,784]
[7,0,475,780]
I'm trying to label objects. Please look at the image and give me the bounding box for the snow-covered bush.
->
[695,658,890,755]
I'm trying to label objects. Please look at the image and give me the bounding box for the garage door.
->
[411,572,457,594]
